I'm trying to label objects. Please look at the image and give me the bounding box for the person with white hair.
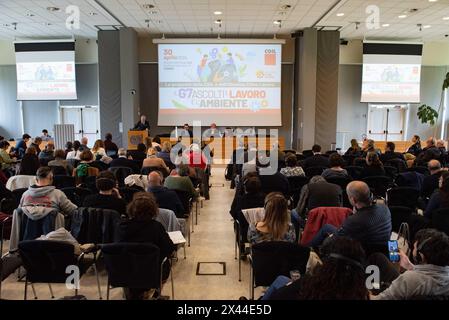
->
[109,148,140,173]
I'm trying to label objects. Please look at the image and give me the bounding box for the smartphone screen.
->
[388,240,400,263]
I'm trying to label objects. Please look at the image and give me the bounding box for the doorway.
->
[60,106,100,146]
[367,105,406,141]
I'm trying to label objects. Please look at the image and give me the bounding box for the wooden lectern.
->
[128,130,148,150]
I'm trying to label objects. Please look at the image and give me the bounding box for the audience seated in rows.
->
[322,153,349,180]
[280,154,305,177]
[30,137,42,156]
[157,141,173,164]
[48,149,71,175]
[424,171,449,219]
[109,148,140,173]
[82,171,127,216]
[344,139,362,157]
[308,181,391,248]
[9,167,77,251]
[294,176,342,218]
[164,164,198,199]
[371,229,449,300]
[407,135,422,156]
[302,145,329,169]
[361,139,381,157]
[67,140,82,160]
[380,142,405,163]
[79,137,90,152]
[117,192,175,300]
[361,152,385,178]
[422,160,444,199]
[148,171,184,218]
[104,133,118,155]
[39,141,55,166]
[72,150,99,183]
[264,237,368,300]
[18,147,40,176]
[92,139,107,160]
[129,143,149,163]
[416,137,442,166]
[247,192,296,245]
[143,147,169,174]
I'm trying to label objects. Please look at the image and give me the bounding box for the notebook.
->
[168,231,186,245]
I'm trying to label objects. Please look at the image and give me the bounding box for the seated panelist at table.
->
[134,114,151,132]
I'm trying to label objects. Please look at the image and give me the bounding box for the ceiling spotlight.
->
[443,16,449,20]
[12,22,17,30]
[382,23,390,27]
[26,13,35,17]
[89,12,97,16]
[214,11,222,15]
[43,22,52,26]
[280,4,292,10]
[423,25,431,28]
[142,4,155,9]
[336,13,345,17]
[2,24,10,27]
[47,7,60,12]
[214,19,222,24]
[398,15,407,19]
[355,22,360,30]
[417,23,423,31]
[273,20,282,25]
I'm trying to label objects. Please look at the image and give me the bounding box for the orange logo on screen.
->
[264,49,276,65]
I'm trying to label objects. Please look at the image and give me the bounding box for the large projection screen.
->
[15,41,77,101]
[361,42,423,103]
[158,43,282,126]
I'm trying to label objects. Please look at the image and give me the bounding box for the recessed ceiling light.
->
[43,22,52,26]
[336,13,345,17]
[398,15,407,19]
[443,16,449,20]
[423,25,431,28]
[26,13,34,17]
[429,0,438,2]
[273,20,282,25]
[47,7,60,12]
[280,5,292,10]
[89,12,97,16]
[382,24,390,27]
[214,11,222,15]
[2,24,10,27]
[142,4,155,9]
[214,19,222,24]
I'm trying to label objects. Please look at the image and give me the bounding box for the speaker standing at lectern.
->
[134,114,151,132]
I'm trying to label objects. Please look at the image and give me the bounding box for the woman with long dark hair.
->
[361,152,385,178]
[262,237,369,300]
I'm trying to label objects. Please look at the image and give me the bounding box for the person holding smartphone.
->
[370,229,449,300]
[82,171,127,217]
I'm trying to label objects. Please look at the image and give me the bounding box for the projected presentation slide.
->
[362,63,421,103]
[158,44,282,126]
[15,42,77,101]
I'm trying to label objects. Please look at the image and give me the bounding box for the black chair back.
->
[384,166,399,180]
[432,208,449,236]
[251,241,310,287]
[18,240,77,283]
[325,176,352,191]
[354,158,367,167]
[172,190,192,217]
[61,187,92,207]
[305,166,327,178]
[342,155,356,166]
[408,166,430,176]
[296,154,305,162]
[50,166,68,176]
[388,206,414,232]
[362,176,392,199]
[141,166,168,177]
[109,167,133,188]
[53,175,76,189]
[102,243,161,289]
[84,175,98,192]
[385,159,407,173]
[119,187,140,203]
[345,166,364,180]
[387,187,420,209]
[287,176,309,207]
[91,161,109,172]
[12,188,28,206]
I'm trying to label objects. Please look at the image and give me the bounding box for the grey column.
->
[98,28,140,148]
